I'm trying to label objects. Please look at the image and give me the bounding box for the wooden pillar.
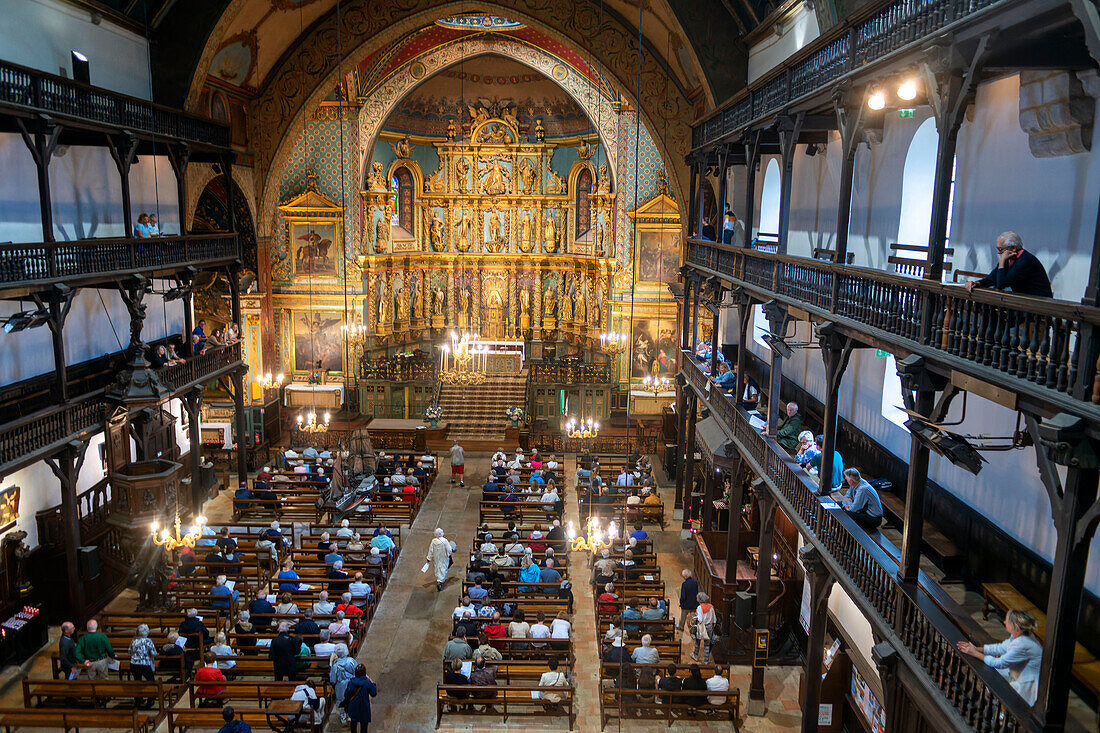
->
[691,282,701,353]
[747,489,777,715]
[675,375,688,507]
[680,278,693,351]
[816,324,852,494]
[17,119,61,243]
[763,303,786,434]
[167,143,191,236]
[228,265,249,481]
[682,392,699,513]
[221,153,237,233]
[687,161,699,238]
[895,355,941,583]
[742,131,762,246]
[702,463,717,531]
[734,294,753,403]
[723,453,744,585]
[46,440,90,619]
[106,132,138,237]
[183,390,204,514]
[1031,414,1100,731]
[833,102,863,267]
[695,157,707,238]
[776,114,805,254]
[708,286,722,377]
[45,288,74,403]
[716,146,730,234]
[799,546,835,733]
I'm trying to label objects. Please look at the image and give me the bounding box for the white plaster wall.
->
[0,282,185,384]
[0,0,152,100]
[747,3,821,84]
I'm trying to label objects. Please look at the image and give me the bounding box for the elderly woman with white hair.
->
[329,642,359,723]
[426,527,452,591]
[794,430,821,467]
[129,623,157,700]
[210,574,238,610]
[336,518,355,546]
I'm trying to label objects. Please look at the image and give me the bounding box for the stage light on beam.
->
[867,90,886,111]
[897,79,918,101]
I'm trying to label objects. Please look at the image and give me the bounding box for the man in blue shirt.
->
[539,558,561,584]
[615,469,634,488]
[233,483,252,509]
[483,477,500,498]
[840,468,883,530]
[809,434,844,491]
[630,524,648,542]
[713,362,737,391]
[622,602,643,632]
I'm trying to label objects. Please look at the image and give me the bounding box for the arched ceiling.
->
[147,0,752,111]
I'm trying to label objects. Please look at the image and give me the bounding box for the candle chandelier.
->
[440,331,487,386]
[298,410,331,433]
[640,362,672,396]
[598,330,628,354]
[564,415,600,439]
[254,372,284,390]
[567,517,616,553]
[152,513,207,552]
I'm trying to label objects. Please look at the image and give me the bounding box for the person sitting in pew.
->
[740,373,761,411]
[234,611,255,637]
[335,595,362,626]
[599,584,620,614]
[957,609,1042,704]
[840,468,883,531]
[316,532,333,560]
[346,534,366,563]
[657,662,683,704]
[295,607,320,636]
[603,628,628,665]
[474,633,502,662]
[455,611,479,639]
[622,601,643,632]
[594,549,617,586]
[794,431,821,466]
[233,482,253,509]
[809,434,845,492]
[257,522,287,565]
[681,664,708,707]
[179,608,212,663]
[211,575,239,610]
[469,656,498,702]
[253,479,276,504]
[210,631,237,679]
[276,592,300,617]
[195,651,227,701]
[706,664,731,705]
[327,560,350,594]
[249,585,276,627]
[158,631,189,680]
[314,628,336,658]
[444,629,474,660]
[348,572,372,601]
[631,523,648,542]
[774,402,802,453]
[325,544,344,566]
[218,704,251,733]
[713,361,738,391]
[540,558,561,584]
[277,559,303,591]
[370,531,395,556]
[484,611,507,640]
[632,634,661,665]
[313,591,336,616]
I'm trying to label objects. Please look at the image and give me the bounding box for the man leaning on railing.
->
[963,232,1052,298]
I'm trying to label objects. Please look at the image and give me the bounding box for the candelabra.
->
[151,513,206,552]
[641,372,672,396]
[598,330,628,355]
[564,416,600,439]
[439,331,487,386]
[254,371,284,390]
[566,517,616,553]
[298,411,330,433]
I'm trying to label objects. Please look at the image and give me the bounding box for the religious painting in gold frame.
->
[0,485,19,534]
[627,175,681,285]
[278,172,344,284]
[291,310,345,374]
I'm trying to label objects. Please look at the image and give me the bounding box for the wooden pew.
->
[167,698,307,732]
[22,678,178,712]
[598,686,741,730]
[435,684,576,729]
[0,708,157,732]
[479,501,562,525]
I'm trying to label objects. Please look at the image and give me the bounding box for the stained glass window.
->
[391,166,414,232]
[575,167,593,237]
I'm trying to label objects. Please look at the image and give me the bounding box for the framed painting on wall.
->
[292,310,345,374]
[290,221,339,279]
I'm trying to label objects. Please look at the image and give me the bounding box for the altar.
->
[285,383,345,409]
[481,340,524,374]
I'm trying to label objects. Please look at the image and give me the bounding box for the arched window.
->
[575,167,593,236]
[390,166,414,233]
[757,158,781,248]
[897,117,956,262]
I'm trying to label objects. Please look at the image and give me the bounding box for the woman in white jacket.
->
[427,527,452,591]
[957,609,1042,704]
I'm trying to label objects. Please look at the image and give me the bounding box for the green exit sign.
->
[898,109,915,119]
[875,349,890,358]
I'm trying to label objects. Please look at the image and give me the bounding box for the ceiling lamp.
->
[564,415,600,439]
[298,411,330,433]
[896,78,918,101]
[567,517,616,553]
[439,331,487,386]
[152,513,206,552]
[867,90,886,111]
[599,330,628,354]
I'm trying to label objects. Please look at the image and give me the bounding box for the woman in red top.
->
[599,583,619,614]
[483,611,507,639]
[402,483,416,503]
[195,651,227,701]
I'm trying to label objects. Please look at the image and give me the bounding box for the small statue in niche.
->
[458,288,470,318]
[2,530,32,599]
[429,209,446,251]
[502,106,520,131]
[597,162,611,194]
[389,135,414,159]
[575,280,586,323]
[520,287,530,317]
[518,159,537,195]
[396,285,409,321]
[587,284,598,327]
[596,218,606,256]
[413,280,424,318]
[433,287,445,316]
[456,158,470,193]
[561,277,573,322]
[376,280,388,325]
[576,141,594,161]
[543,210,558,254]
[367,161,388,192]
[455,208,473,252]
[543,286,558,319]
[518,211,534,253]
[374,214,388,253]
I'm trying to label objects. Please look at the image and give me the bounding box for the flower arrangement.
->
[424,405,444,420]
[506,406,525,422]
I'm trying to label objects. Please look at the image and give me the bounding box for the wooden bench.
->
[166,699,306,732]
[859,487,964,580]
[435,684,575,729]
[981,582,1100,697]
[598,686,741,730]
[0,708,157,732]
[479,501,563,525]
[22,678,178,712]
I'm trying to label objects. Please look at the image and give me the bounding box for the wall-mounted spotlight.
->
[3,308,50,333]
[897,78,918,101]
[71,51,90,85]
[867,90,886,111]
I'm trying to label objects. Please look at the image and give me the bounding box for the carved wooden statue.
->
[519,211,534,253]
[543,211,557,254]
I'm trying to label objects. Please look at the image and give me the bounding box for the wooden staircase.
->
[438,370,527,442]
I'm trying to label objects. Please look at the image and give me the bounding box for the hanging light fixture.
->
[640,362,672,396]
[598,330,628,354]
[439,331,487,385]
[152,513,207,552]
[297,410,331,433]
[567,517,616,553]
[254,372,285,390]
[564,415,601,439]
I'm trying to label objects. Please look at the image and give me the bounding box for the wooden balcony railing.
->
[160,342,243,392]
[693,0,1008,150]
[681,354,1031,730]
[0,344,242,474]
[528,359,612,384]
[687,239,1100,411]
[360,353,437,382]
[0,233,239,290]
[0,59,230,147]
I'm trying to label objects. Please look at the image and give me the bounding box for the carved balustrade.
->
[0,233,239,291]
[688,239,1100,410]
[528,359,612,385]
[681,353,1030,729]
[0,60,229,147]
[160,342,243,392]
[360,352,437,382]
[0,392,105,474]
[693,0,1004,150]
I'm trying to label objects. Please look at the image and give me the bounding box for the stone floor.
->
[0,450,1094,731]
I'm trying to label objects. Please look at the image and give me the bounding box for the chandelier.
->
[298,411,331,433]
[567,517,616,553]
[439,331,487,386]
[254,372,284,390]
[564,415,600,439]
[641,361,672,396]
[598,330,628,354]
[152,513,206,552]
